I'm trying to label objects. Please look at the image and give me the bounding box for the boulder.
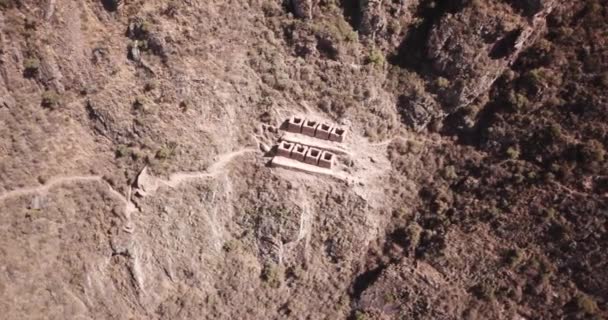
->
[398,90,443,132]
[101,0,121,12]
[291,0,313,19]
[359,0,386,37]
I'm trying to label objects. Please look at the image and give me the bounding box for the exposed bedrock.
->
[395,0,556,130]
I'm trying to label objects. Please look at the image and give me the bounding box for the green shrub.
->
[155,143,177,160]
[164,0,179,17]
[512,173,525,184]
[344,29,358,42]
[600,72,608,88]
[508,91,529,111]
[312,18,358,44]
[506,146,520,159]
[41,90,60,109]
[132,95,153,113]
[222,239,240,253]
[366,49,385,67]
[144,79,158,92]
[584,0,603,24]
[472,283,495,301]
[505,248,524,268]
[441,165,458,180]
[576,294,599,315]
[547,123,562,140]
[407,140,422,154]
[353,311,368,320]
[0,0,15,9]
[335,18,358,42]
[406,222,423,251]
[470,0,484,8]
[483,205,501,221]
[23,57,40,76]
[435,77,450,89]
[579,139,605,163]
[115,145,129,158]
[527,69,543,86]
[542,208,557,221]
[383,292,397,303]
[127,18,151,40]
[261,263,283,288]
[525,67,561,88]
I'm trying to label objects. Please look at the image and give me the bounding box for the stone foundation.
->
[315,123,332,140]
[305,147,322,165]
[302,119,318,137]
[329,127,346,142]
[287,116,304,133]
[318,151,335,168]
[272,116,348,171]
[291,144,308,162]
[277,141,294,157]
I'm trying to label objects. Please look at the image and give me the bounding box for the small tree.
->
[23,57,40,77]
[41,90,60,110]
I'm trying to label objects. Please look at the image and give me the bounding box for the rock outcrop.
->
[399,0,556,130]
[359,0,386,37]
[357,260,469,319]
[428,0,556,111]
[291,0,314,19]
[398,89,443,132]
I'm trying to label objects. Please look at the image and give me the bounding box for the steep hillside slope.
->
[0,0,606,319]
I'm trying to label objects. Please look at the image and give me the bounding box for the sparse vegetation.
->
[1,1,607,319]
[129,148,145,161]
[504,248,524,268]
[383,291,397,303]
[132,95,153,113]
[155,142,177,160]
[144,79,159,92]
[441,165,457,180]
[405,222,422,252]
[23,57,40,77]
[472,283,495,301]
[435,77,450,89]
[600,72,608,87]
[507,91,529,111]
[353,311,368,320]
[41,90,60,110]
[505,146,520,159]
[579,139,605,164]
[0,0,15,9]
[222,239,240,253]
[366,49,385,67]
[311,14,358,45]
[261,263,283,288]
[115,145,129,158]
[576,294,599,316]
[163,0,179,17]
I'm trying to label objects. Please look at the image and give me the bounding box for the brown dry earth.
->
[0,0,607,319]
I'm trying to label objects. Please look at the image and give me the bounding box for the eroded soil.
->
[0,0,606,319]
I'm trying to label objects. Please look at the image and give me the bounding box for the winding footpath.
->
[0,148,255,209]
[0,176,103,203]
[160,148,254,189]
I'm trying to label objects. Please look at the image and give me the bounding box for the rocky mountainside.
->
[0,0,606,319]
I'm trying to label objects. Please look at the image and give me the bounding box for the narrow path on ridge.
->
[0,148,256,205]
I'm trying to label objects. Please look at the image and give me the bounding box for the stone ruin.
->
[277,141,335,168]
[286,116,347,142]
[274,116,347,170]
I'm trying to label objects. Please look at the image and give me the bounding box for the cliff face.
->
[1,0,607,319]
[428,1,556,109]
[387,0,557,130]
